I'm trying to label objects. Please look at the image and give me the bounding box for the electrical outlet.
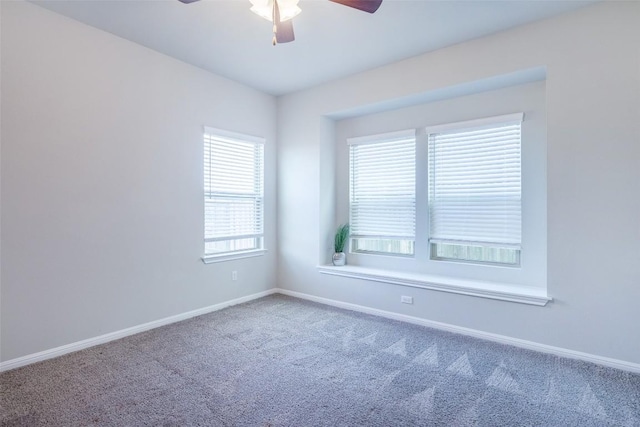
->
[401,296,413,304]
[232,271,238,281]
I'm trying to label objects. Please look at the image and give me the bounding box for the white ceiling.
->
[31,0,594,96]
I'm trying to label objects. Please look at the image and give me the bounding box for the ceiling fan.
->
[178,0,383,45]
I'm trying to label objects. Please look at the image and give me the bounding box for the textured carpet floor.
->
[1,294,639,426]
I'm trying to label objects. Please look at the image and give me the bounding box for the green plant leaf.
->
[334,223,350,253]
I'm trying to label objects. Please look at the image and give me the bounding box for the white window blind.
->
[349,130,416,256]
[427,114,522,253]
[204,127,264,256]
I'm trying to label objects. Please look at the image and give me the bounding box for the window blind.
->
[204,128,264,256]
[427,114,522,249]
[349,130,416,255]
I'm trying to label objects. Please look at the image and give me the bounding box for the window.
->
[337,82,548,299]
[427,113,523,266]
[203,127,264,258]
[346,114,523,266]
[348,130,416,256]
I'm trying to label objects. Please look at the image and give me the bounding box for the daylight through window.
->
[348,130,416,256]
[204,127,264,257]
[427,113,523,266]
[346,113,523,267]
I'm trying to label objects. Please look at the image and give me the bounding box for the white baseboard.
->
[4,287,639,375]
[275,288,640,374]
[0,289,276,373]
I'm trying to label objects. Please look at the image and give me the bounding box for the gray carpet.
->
[1,294,639,426]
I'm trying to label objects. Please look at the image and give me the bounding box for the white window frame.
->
[202,127,266,263]
[347,129,416,257]
[426,113,523,267]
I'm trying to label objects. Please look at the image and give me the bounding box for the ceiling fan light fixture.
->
[179,0,381,45]
[249,0,301,22]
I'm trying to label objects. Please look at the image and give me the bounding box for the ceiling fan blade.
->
[329,0,382,13]
[177,0,200,3]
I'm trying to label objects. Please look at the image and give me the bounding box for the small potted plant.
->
[332,223,350,266]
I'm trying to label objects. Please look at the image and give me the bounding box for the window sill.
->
[202,249,267,264]
[317,265,551,306]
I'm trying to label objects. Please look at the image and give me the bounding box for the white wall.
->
[277,2,640,364]
[0,1,277,362]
